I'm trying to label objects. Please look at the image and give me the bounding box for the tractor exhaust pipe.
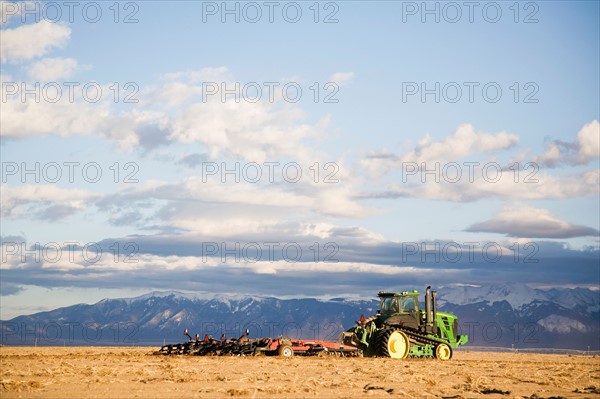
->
[425,286,432,330]
[432,289,438,335]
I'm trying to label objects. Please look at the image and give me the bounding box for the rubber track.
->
[395,326,445,347]
[374,325,445,357]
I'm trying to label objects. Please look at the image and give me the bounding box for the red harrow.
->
[156,329,361,357]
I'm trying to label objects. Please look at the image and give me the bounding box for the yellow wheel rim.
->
[387,331,409,359]
[435,344,452,360]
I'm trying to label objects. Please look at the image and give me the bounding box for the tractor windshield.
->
[380,295,418,314]
[380,297,398,313]
[400,296,416,311]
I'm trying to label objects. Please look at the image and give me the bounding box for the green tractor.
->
[343,286,468,360]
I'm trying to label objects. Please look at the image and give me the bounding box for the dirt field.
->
[1,347,599,398]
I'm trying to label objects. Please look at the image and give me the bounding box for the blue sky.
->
[1,1,599,319]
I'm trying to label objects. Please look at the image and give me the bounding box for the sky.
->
[0,0,599,319]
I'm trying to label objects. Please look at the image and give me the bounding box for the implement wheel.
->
[278,344,294,357]
[375,329,410,359]
[434,343,452,361]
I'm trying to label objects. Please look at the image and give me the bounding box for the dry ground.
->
[1,347,599,398]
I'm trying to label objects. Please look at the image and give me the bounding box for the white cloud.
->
[466,204,599,238]
[576,120,600,165]
[99,174,369,235]
[378,169,599,202]
[329,72,355,86]
[149,81,203,108]
[359,122,599,202]
[536,141,562,166]
[1,92,105,136]
[362,124,519,176]
[26,57,78,80]
[2,68,336,159]
[0,248,464,281]
[0,82,152,148]
[403,124,519,162]
[1,185,96,220]
[138,69,346,162]
[167,97,330,163]
[0,20,70,62]
[535,120,600,167]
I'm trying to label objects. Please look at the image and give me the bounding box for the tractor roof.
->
[377,290,419,297]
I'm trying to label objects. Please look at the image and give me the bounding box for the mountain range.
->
[1,283,598,350]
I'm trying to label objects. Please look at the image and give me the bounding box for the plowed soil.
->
[1,347,599,398]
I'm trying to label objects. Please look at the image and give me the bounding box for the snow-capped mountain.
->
[438,283,599,349]
[438,283,599,313]
[1,284,598,350]
[438,283,549,309]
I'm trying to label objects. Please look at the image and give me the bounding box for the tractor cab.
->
[377,290,421,330]
[378,291,419,314]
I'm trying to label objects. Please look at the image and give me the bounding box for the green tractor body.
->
[343,286,468,360]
